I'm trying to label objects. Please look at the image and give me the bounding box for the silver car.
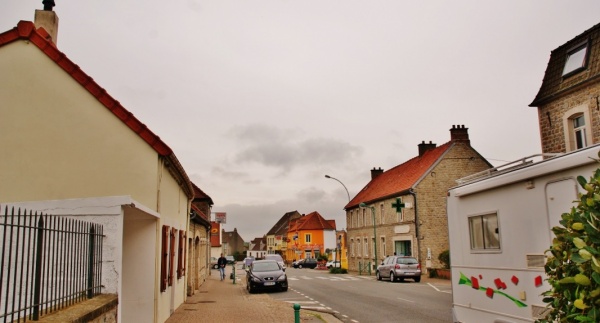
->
[376,256,421,282]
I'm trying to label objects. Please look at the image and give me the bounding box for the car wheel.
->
[390,272,396,282]
[299,265,303,269]
[376,271,382,281]
[247,284,254,294]
[213,264,218,269]
[414,276,421,283]
[281,287,288,292]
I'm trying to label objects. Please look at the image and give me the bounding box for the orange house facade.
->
[286,212,336,262]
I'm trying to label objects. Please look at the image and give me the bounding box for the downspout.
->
[408,189,421,270]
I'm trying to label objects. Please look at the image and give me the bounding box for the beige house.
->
[188,183,213,296]
[266,210,301,258]
[345,125,492,273]
[530,22,600,153]
[0,12,194,323]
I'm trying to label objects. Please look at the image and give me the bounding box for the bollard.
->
[293,303,301,323]
[232,263,236,284]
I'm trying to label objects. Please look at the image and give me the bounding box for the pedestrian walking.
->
[217,253,227,281]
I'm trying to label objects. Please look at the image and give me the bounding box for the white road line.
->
[397,297,415,303]
[428,282,452,294]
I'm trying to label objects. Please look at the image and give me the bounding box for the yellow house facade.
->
[286,211,336,262]
[1,18,193,323]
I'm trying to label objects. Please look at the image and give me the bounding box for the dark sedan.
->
[292,258,318,269]
[246,260,288,293]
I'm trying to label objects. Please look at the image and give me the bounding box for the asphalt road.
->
[269,267,453,323]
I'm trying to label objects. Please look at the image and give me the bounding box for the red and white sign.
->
[215,212,227,224]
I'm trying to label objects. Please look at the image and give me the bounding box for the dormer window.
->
[562,41,589,77]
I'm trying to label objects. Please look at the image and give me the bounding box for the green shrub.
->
[539,161,600,323]
[438,250,450,269]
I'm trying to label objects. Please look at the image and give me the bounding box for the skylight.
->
[562,43,588,76]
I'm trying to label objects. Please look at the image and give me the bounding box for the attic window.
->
[562,41,588,77]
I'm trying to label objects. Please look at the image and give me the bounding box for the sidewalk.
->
[166,269,451,323]
[166,269,342,323]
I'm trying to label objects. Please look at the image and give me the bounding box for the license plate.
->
[264,282,275,286]
[405,272,415,275]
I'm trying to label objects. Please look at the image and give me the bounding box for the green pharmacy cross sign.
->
[392,197,405,213]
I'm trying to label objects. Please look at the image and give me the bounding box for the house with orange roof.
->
[266,210,302,256]
[0,7,199,322]
[286,211,337,262]
[345,125,492,274]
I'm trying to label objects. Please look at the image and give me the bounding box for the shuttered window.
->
[161,225,169,292]
[169,228,176,286]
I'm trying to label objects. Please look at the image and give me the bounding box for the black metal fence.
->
[0,206,104,322]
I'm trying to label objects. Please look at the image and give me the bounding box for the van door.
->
[545,178,579,243]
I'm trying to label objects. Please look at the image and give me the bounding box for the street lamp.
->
[359,202,378,270]
[325,175,350,269]
[325,175,350,202]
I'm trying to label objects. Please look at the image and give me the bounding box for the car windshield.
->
[397,258,418,265]
[252,262,280,272]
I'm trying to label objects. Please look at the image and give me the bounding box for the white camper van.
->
[447,144,600,323]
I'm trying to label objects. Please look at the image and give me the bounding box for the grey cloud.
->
[229,124,363,172]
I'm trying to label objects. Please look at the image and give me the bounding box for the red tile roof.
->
[289,211,336,232]
[347,142,453,209]
[192,182,213,205]
[1,21,194,198]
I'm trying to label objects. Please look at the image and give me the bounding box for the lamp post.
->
[359,202,377,271]
[324,175,350,202]
[325,175,350,269]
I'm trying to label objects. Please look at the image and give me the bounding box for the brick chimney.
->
[34,1,59,45]
[418,141,437,156]
[450,125,470,144]
[371,167,384,180]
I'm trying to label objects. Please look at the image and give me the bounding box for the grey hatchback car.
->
[376,256,421,282]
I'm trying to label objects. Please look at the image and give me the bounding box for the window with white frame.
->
[563,41,589,77]
[363,238,368,257]
[469,212,500,250]
[371,238,375,258]
[362,209,366,227]
[350,239,354,257]
[357,239,361,256]
[380,204,385,224]
[381,237,386,257]
[573,114,587,149]
[563,106,592,152]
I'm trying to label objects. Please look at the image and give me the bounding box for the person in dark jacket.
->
[217,253,227,281]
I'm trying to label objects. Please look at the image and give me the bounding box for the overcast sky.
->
[3,1,600,242]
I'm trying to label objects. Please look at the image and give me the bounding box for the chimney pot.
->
[370,167,384,180]
[418,141,437,156]
[34,8,59,45]
[450,124,470,143]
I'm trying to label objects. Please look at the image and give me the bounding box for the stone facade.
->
[346,126,492,273]
[530,23,600,153]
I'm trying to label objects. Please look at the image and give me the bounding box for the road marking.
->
[397,297,415,303]
[428,283,452,294]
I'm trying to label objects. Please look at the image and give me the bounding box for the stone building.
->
[530,22,600,153]
[222,228,246,258]
[345,125,492,273]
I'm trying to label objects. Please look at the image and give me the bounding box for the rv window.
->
[469,213,500,250]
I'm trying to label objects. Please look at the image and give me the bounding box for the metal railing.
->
[1,206,104,322]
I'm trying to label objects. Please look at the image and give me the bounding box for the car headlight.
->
[276,274,287,281]
[250,276,262,283]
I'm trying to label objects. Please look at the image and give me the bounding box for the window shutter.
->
[161,225,169,292]
[169,228,176,286]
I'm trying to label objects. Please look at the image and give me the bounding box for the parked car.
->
[326,260,341,269]
[226,255,236,264]
[210,257,219,269]
[246,260,288,293]
[292,258,318,269]
[376,256,421,282]
[242,257,255,269]
[264,254,286,269]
